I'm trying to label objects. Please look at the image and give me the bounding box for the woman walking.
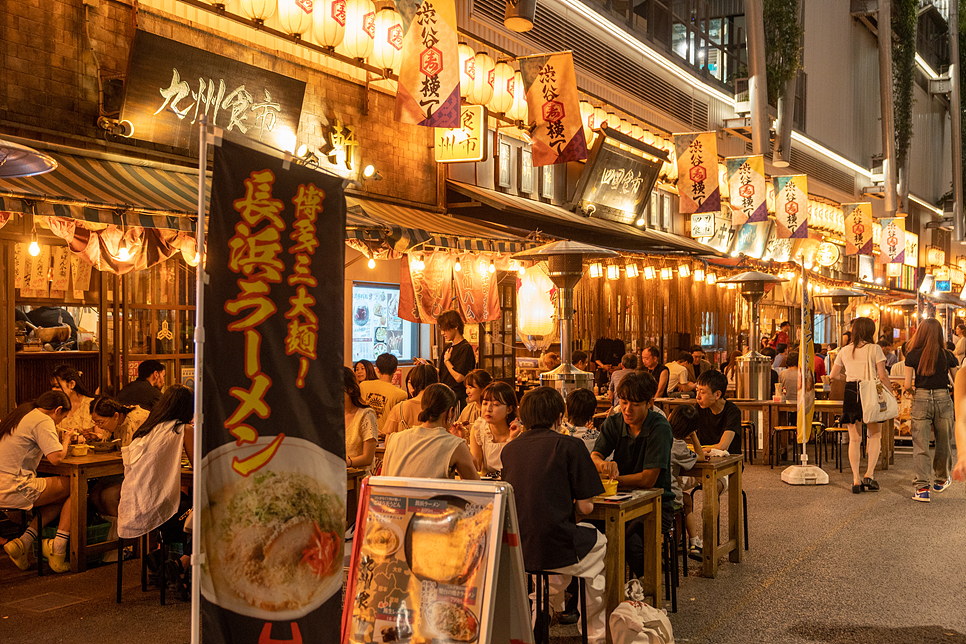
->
[829,317,892,493]
[903,318,957,502]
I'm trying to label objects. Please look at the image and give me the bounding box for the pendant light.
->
[277,0,313,36]
[506,71,528,122]
[458,43,476,99]
[341,0,375,60]
[467,52,494,106]
[313,0,347,48]
[369,7,403,74]
[238,0,276,22]
[488,59,515,114]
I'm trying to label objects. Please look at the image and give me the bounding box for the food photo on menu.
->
[347,491,499,644]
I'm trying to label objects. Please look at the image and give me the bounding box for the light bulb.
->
[454,259,462,272]
[488,260,496,274]
[363,164,376,178]
[636,218,645,226]
[193,252,201,265]
[518,264,526,277]
[118,245,131,262]
[367,257,376,269]
[28,240,40,257]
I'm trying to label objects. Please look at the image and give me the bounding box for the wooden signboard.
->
[572,136,663,225]
[121,31,306,154]
[342,477,532,644]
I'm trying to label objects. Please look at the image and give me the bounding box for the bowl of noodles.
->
[200,436,346,620]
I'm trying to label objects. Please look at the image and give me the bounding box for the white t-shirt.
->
[833,343,886,382]
[117,420,186,538]
[0,408,62,479]
[346,407,378,465]
[666,362,689,392]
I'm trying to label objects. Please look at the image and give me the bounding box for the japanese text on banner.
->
[518,51,588,167]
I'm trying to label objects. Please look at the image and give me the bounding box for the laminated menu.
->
[343,478,532,644]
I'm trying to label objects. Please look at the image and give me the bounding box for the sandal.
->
[863,477,879,492]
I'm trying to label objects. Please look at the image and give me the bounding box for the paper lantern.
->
[588,262,603,278]
[694,268,705,282]
[630,124,644,140]
[606,264,620,280]
[369,8,403,73]
[643,266,656,280]
[660,267,672,280]
[605,112,618,130]
[928,246,946,266]
[625,264,640,278]
[593,106,607,132]
[467,52,494,106]
[238,0,276,21]
[506,71,528,122]
[579,101,595,146]
[678,264,691,278]
[488,60,515,114]
[341,0,375,60]
[313,0,347,47]
[277,0,313,36]
[618,118,630,134]
[517,266,556,350]
[458,44,476,99]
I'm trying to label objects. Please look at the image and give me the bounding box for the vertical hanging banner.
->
[798,263,815,444]
[201,139,347,643]
[843,202,874,255]
[398,251,455,323]
[518,51,588,167]
[880,217,906,264]
[725,155,767,225]
[773,175,809,238]
[673,131,720,214]
[453,252,502,323]
[394,0,461,127]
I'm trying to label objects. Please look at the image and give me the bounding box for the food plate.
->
[362,519,403,558]
[374,326,388,342]
[200,437,346,621]
[403,495,489,587]
[372,342,388,355]
[426,601,480,642]
[354,305,369,326]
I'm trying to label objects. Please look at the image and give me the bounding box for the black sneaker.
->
[558,608,580,625]
[688,545,703,562]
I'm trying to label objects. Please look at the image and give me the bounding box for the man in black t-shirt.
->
[694,370,742,454]
[639,346,669,397]
[502,387,606,642]
[435,309,476,407]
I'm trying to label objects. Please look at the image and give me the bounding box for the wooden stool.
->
[741,421,757,463]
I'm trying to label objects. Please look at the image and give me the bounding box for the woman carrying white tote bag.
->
[829,317,893,494]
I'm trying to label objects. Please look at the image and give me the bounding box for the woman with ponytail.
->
[51,365,96,440]
[0,391,75,573]
[382,384,479,480]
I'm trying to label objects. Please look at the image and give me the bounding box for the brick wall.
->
[0,0,438,207]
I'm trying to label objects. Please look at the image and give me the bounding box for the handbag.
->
[858,344,898,423]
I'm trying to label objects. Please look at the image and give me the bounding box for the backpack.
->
[609,599,674,644]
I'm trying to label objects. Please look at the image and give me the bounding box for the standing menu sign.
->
[343,478,533,644]
[200,138,347,643]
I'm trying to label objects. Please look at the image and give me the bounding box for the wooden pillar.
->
[0,240,15,414]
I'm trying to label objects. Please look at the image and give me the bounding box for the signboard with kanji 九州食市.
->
[121,31,306,154]
[434,106,487,163]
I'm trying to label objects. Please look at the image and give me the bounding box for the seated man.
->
[591,372,673,577]
[666,352,696,395]
[502,387,606,644]
[639,346,669,398]
[694,370,742,455]
[116,360,165,411]
[572,350,591,373]
[608,353,638,402]
[360,353,407,435]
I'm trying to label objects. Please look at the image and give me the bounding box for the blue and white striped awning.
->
[0,151,204,231]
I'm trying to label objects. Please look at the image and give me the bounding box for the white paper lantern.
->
[369,8,403,73]
[312,0,347,48]
[579,101,595,146]
[277,0,313,36]
[341,0,375,60]
[507,71,527,122]
[488,60,515,114]
[517,266,556,348]
[467,52,494,106]
[238,0,276,21]
[458,43,476,99]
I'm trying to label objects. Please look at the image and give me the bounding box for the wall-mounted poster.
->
[351,282,420,363]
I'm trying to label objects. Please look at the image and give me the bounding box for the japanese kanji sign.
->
[673,132,720,214]
[725,155,767,225]
[201,139,346,643]
[394,0,461,127]
[843,202,874,256]
[880,217,905,263]
[434,105,487,162]
[904,231,919,267]
[122,31,306,154]
[773,174,809,239]
[518,51,588,167]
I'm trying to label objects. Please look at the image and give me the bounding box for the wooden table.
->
[37,452,124,573]
[655,398,774,464]
[682,454,743,578]
[584,489,662,643]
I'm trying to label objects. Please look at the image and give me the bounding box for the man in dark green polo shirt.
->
[591,371,673,578]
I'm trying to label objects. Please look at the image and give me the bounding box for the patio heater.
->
[886,297,918,342]
[512,240,618,399]
[720,271,787,402]
[814,288,867,345]
[0,139,57,177]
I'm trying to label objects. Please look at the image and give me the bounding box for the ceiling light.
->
[643,266,656,280]
[367,256,376,269]
[678,264,691,278]
[589,262,603,278]
[625,264,640,278]
[488,260,496,274]
[694,268,705,282]
[606,264,620,280]
[660,267,672,280]
[454,258,462,272]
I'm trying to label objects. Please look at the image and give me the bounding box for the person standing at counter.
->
[0,391,74,573]
[116,360,165,411]
[51,365,95,440]
[435,310,476,407]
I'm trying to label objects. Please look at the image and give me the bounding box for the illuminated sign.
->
[434,105,487,163]
[814,241,840,267]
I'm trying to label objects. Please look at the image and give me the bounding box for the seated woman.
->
[381,364,438,436]
[0,391,75,573]
[452,369,492,439]
[117,385,194,589]
[51,365,95,442]
[382,384,479,480]
[87,397,150,550]
[344,367,377,472]
[469,382,520,475]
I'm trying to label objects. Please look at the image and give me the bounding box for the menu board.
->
[352,283,419,363]
[343,478,532,644]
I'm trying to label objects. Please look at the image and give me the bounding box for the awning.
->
[0,151,205,231]
[346,195,533,253]
[447,180,720,255]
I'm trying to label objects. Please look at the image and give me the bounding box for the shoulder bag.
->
[859,344,898,423]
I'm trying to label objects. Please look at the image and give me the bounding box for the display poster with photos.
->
[352,283,420,363]
[342,478,532,644]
